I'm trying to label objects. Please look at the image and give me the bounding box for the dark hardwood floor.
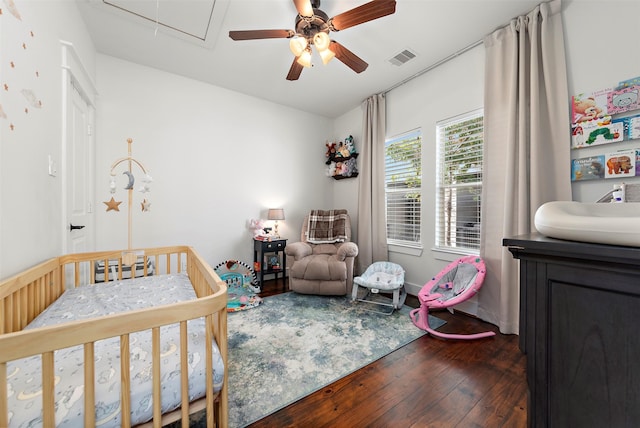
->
[251,279,528,428]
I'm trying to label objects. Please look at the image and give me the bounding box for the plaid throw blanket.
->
[307,209,348,243]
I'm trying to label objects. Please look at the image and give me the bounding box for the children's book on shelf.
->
[572,155,605,181]
[636,149,640,177]
[571,89,611,124]
[604,149,635,179]
[571,118,624,148]
[607,85,640,115]
[626,115,640,140]
[617,76,640,90]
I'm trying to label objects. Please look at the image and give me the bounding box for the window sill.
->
[431,247,479,262]
[388,244,423,257]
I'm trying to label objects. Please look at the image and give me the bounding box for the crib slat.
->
[84,343,96,427]
[4,295,12,334]
[120,334,131,427]
[102,258,109,282]
[0,362,7,428]
[206,315,214,428]
[180,321,189,426]
[27,283,34,325]
[42,351,56,426]
[35,281,42,318]
[152,326,162,427]
[74,262,80,287]
[20,287,27,329]
[117,259,123,280]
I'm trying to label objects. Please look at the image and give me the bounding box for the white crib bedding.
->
[6,273,224,428]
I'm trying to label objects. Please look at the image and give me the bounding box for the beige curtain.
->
[479,0,571,334]
[356,94,388,274]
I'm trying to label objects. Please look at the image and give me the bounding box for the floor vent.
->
[389,49,417,66]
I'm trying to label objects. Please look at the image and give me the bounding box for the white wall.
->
[95,55,333,268]
[564,0,640,202]
[332,107,362,241]
[0,0,95,278]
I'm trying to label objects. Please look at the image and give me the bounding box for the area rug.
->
[224,292,445,427]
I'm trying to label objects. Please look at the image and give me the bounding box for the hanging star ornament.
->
[141,199,151,212]
[138,183,151,194]
[104,197,122,212]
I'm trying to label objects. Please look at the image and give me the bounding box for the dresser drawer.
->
[263,240,285,251]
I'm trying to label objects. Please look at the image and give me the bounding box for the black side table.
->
[253,238,287,289]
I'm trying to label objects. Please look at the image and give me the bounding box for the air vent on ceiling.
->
[389,49,417,66]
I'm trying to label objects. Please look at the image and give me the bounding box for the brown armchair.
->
[285,210,359,295]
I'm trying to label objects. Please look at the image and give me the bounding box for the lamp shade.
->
[313,32,330,51]
[289,36,307,57]
[319,48,335,65]
[296,48,312,68]
[268,208,285,221]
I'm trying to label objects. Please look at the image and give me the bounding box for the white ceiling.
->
[76,0,542,118]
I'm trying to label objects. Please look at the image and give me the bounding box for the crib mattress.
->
[6,273,224,427]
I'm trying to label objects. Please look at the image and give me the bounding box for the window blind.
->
[385,130,422,246]
[435,110,483,252]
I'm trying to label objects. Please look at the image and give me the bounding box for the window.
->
[385,130,422,247]
[435,110,483,253]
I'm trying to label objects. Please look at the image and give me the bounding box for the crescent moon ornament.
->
[123,170,135,189]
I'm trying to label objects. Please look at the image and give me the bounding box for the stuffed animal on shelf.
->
[344,135,356,154]
[336,142,351,158]
[325,142,337,164]
[326,162,336,176]
[249,218,265,237]
[342,157,358,177]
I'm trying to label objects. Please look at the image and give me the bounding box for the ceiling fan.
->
[229,0,397,81]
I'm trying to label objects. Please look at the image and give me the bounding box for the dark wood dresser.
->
[503,233,640,428]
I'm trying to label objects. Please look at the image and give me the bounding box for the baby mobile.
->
[103,138,153,265]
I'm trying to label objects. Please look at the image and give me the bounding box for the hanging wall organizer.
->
[325,135,359,179]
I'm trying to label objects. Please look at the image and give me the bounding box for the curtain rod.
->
[382,39,484,95]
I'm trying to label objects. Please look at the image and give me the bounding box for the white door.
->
[66,79,95,258]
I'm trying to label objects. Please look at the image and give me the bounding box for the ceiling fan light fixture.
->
[319,47,335,65]
[313,31,330,51]
[289,36,308,57]
[296,48,313,68]
[229,0,398,80]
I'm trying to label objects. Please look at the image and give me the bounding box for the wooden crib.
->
[0,245,228,428]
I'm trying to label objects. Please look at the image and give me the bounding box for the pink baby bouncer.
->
[410,255,495,340]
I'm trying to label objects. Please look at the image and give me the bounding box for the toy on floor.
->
[213,260,263,312]
[352,261,406,315]
[409,255,495,340]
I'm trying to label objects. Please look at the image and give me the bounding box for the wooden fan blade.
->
[330,0,396,31]
[329,41,368,73]
[229,29,294,41]
[286,58,304,81]
[293,0,314,17]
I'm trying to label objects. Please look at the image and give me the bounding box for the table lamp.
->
[268,208,285,237]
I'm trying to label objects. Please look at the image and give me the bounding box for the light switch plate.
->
[48,155,57,177]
